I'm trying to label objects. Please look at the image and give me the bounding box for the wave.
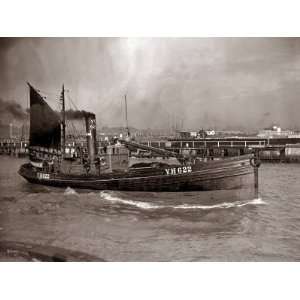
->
[64,187,79,196]
[99,191,266,210]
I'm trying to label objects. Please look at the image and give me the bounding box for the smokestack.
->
[84,113,97,162]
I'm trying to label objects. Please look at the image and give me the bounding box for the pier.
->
[140,137,300,163]
[0,138,28,157]
[2,137,300,162]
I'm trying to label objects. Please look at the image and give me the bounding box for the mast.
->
[124,94,130,137]
[60,84,66,154]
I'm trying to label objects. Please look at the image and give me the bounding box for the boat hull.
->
[19,155,257,193]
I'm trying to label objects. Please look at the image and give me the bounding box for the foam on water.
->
[173,198,266,210]
[99,191,266,210]
[99,191,161,209]
[64,187,79,196]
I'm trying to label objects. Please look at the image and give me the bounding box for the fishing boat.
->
[19,83,260,195]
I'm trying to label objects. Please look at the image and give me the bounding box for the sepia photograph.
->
[1,1,300,299]
[0,37,299,262]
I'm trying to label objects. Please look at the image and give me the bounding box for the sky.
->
[1,37,300,131]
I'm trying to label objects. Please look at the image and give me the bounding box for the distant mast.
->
[60,84,66,154]
[124,94,130,138]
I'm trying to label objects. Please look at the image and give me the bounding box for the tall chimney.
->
[84,113,97,162]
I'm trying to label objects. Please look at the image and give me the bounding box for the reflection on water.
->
[0,156,299,261]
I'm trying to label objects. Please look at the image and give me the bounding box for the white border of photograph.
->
[1,0,300,300]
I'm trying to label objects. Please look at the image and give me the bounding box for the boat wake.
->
[99,191,161,209]
[172,198,266,210]
[99,191,266,210]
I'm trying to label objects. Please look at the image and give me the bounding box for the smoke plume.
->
[0,97,28,121]
[0,96,95,124]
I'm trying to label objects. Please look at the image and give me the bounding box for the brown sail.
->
[28,83,61,149]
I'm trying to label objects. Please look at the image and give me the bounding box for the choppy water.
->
[0,156,299,261]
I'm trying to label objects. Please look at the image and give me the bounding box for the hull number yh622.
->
[165,166,192,175]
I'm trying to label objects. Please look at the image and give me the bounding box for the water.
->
[0,156,299,261]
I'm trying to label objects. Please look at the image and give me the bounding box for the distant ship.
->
[19,83,260,195]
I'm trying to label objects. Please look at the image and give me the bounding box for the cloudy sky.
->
[1,37,300,130]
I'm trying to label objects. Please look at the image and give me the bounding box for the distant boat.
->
[19,83,260,196]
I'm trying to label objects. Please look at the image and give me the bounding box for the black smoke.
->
[0,97,96,122]
[0,97,28,120]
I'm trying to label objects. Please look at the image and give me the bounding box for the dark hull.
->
[19,155,256,193]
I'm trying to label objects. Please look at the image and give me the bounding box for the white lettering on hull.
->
[164,166,192,175]
[37,173,50,180]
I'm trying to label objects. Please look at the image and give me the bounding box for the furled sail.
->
[28,83,61,149]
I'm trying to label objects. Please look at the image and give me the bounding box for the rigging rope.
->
[66,91,80,111]
[38,89,61,97]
